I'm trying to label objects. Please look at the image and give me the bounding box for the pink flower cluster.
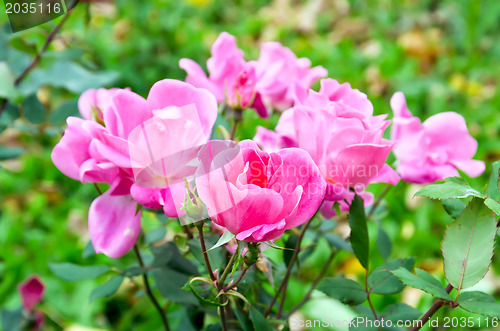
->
[180,32,327,117]
[52,80,218,257]
[390,92,485,183]
[254,79,400,216]
[51,32,484,258]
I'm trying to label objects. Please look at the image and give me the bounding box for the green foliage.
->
[441,198,497,290]
[89,275,124,302]
[348,194,369,269]
[458,291,500,318]
[414,177,485,200]
[249,306,273,331]
[49,263,110,281]
[392,268,452,301]
[368,258,416,295]
[2,0,500,329]
[317,277,367,305]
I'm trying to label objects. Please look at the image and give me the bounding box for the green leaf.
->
[391,268,452,300]
[1,307,22,331]
[484,198,500,215]
[0,145,23,160]
[22,94,45,124]
[249,306,273,331]
[442,198,497,290]
[442,199,467,219]
[284,234,298,267]
[18,60,118,95]
[415,177,485,200]
[49,263,110,281]
[234,308,253,331]
[9,37,37,55]
[324,233,352,254]
[488,161,500,201]
[207,231,235,252]
[90,275,123,301]
[151,242,198,275]
[185,277,222,307]
[324,233,353,253]
[153,269,197,305]
[380,303,422,321]
[82,240,95,259]
[376,226,391,260]
[317,277,367,305]
[48,99,79,126]
[122,266,147,277]
[144,226,166,245]
[368,257,416,295]
[458,291,500,318]
[348,194,369,269]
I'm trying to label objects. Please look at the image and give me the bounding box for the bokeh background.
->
[1,0,499,330]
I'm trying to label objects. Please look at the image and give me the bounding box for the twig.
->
[366,185,392,220]
[0,10,73,116]
[196,222,217,282]
[133,245,171,331]
[289,249,336,315]
[365,268,379,324]
[409,284,454,331]
[93,183,103,195]
[218,245,239,287]
[223,266,249,292]
[229,117,240,140]
[266,213,316,318]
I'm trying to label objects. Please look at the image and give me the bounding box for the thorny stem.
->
[196,222,216,282]
[0,10,73,116]
[365,268,379,326]
[266,213,316,318]
[289,249,336,315]
[223,265,249,292]
[133,245,171,331]
[409,284,454,331]
[218,244,239,287]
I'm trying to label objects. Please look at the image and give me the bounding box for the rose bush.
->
[4,25,494,331]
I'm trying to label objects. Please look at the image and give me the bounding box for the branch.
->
[196,222,217,282]
[0,10,73,116]
[133,245,171,331]
[265,213,316,318]
[409,284,454,331]
[365,268,379,324]
[289,249,336,315]
[223,265,249,292]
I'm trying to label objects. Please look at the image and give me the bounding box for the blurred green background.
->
[1,0,499,330]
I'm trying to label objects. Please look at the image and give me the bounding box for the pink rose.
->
[52,80,218,257]
[254,79,400,212]
[195,140,326,242]
[390,92,485,184]
[254,42,328,110]
[179,32,327,117]
[18,276,44,311]
[17,276,45,331]
[78,87,125,121]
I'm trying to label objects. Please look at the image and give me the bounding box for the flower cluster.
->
[51,32,484,258]
[180,32,327,117]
